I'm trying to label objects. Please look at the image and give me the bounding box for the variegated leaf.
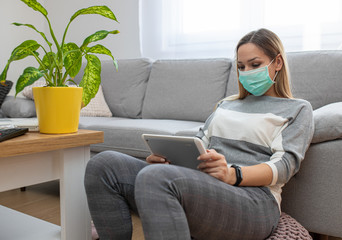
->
[63,43,82,78]
[70,6,118,22]
[13,22,52,47]
[10,40,40,62]
[0,64,9,81]
[39,52,56,71]
[21,0,48,16]
[80,54,101,107]
[81,30,119,49]
[86,44,118,70]
[15,67,45,96]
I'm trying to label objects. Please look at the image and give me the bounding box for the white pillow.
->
[22,80,112,117]
[22,79,46,99]
[80,85,112,117]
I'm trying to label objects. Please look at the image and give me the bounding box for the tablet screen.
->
[142,134,206,170]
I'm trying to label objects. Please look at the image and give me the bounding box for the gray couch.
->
[2,50,342,238]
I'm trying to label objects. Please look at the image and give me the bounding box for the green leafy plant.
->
[0,0,119,107]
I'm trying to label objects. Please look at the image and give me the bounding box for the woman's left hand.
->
[197,149,233,184]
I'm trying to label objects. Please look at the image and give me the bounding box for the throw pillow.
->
[22,79,46,99]
[80,85,112,117]
[312,102,342,143]
[1,96,37,118]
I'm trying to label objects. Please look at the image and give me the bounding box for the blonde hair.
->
[220,28,293,105]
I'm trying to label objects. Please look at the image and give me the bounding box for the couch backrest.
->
[287,50,342,110]
[100,59,152,118]
[225,62,238,97]
[75,58,152,118]
[225,50,342,110]
[141,59,232,122]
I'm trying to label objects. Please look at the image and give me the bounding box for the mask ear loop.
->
[272,71,279,82]
[268,58,275,67]
[272,53,282,82]
[269,54,281,82]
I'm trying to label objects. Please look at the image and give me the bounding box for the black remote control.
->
[0,128,29,142]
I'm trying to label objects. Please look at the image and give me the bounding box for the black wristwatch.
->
[231,164,243,186]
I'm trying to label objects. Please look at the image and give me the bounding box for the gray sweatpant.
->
[84,151,280,240]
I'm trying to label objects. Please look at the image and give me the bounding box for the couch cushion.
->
[287,50,342,110]
[101,59,152,118]
[79,117,204,158]
[142,59,232,122]
[1,96,36,118]
[74,58,152,119]
[312,102,342,143]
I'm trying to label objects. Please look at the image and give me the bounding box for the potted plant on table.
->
[0,0,119,133]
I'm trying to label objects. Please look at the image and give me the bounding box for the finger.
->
[197,153,214,161]
[198,160,216,170]
[150,159,170,164]
[198,149,221,161]
[198,158,227,170]
[199,165,222,173]
[150,159,166,163]
[200,167,227,181]
[146,155,167,164]
[207,172,225,181]
[207,149,217,154]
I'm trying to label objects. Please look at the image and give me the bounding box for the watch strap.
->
[231,164,243,186]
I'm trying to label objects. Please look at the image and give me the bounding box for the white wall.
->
[0,0,141,96]
[0,1,46,95]
[45,0,141,59]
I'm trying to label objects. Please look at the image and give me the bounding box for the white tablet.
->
[142,134,206,170]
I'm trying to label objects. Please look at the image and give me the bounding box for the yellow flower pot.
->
[32,87,83,134]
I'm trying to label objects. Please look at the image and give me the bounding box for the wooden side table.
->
[0,129,103,240]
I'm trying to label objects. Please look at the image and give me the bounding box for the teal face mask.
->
[238,59,277,96]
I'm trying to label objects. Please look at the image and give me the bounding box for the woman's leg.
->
[135,164,280,240]
[84,151,148,239]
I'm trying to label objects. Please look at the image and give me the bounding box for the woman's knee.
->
[86,151,120,174]
[85,151,148,188]
[135,164,190,197]
[84,151,128,187]
[135,164,170,184]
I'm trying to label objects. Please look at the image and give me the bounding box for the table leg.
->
[59,146,91,240]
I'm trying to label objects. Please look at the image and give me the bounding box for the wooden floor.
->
[0,181,340,240]
[0,181,60,225]
[0,180,145,240]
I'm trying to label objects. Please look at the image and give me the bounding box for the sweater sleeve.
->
[196,111,216,148]
[265,100,314,186]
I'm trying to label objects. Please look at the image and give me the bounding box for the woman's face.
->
[237,43,275,73]
[237,43,279,97]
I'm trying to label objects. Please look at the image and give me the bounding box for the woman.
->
[84,28,314,240]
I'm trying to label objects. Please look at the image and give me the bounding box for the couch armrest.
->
[312,102,342,143]
[1,96,36,118]
[281,139,342,237]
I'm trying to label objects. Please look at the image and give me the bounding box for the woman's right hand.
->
[146,154,170,164]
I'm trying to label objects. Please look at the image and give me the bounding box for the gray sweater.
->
[196,95,314,209]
